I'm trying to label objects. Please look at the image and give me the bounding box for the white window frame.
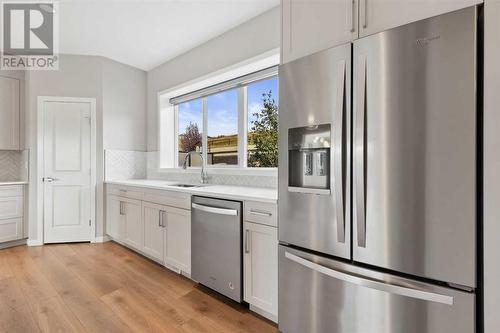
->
[157,50,279,174]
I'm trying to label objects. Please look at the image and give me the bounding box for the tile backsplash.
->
[0,150,29,182]
[104,149,147,181]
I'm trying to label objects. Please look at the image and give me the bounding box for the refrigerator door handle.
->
[355,55,367,247]
[285,251,454,305]
[334,60,346,243]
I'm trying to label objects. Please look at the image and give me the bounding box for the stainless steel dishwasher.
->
[191,196,242,302]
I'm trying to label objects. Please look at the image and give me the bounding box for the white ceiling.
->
[58,0,279,71]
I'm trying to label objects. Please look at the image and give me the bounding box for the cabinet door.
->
[359,0,481,37]
[106,195,124,240]
[0,218,22,242]
[0,76,20,150]
[282,0,358,63]
[142,202,165,263]
[243,222,278,318]
[164,206,191,274]
[123,199,143,250]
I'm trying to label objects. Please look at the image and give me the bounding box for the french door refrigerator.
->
[278,6,479,333]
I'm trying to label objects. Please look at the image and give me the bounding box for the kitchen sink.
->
[170,184,205,188]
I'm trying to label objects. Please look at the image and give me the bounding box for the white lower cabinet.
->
[142,201,165,263]
[0,185,24,243]
[106,195,125,240]
[106,185,191,275]
[123,199,143,250]
[164,206,191,275]
[243,221,278,321]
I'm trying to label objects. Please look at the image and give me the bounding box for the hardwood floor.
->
[0,242,278,333]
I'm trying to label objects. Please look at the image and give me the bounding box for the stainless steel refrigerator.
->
[278,6,479,333]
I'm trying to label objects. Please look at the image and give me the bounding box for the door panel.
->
[282,0,358,63]
[279,246,475,333]
[164,206,191,274]
[106,195,124,240]
[278,43,351,259]
[360,0,481,37]
[243,222,278,317]
[43,101,91,243]
[142,202,165,263]
[352,8,477,287]
[0,76,20,150]
[123,199,142,250]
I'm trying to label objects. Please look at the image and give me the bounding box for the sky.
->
[178,76,279,137]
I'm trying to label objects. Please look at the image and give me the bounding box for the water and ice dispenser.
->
[288,124,331,194]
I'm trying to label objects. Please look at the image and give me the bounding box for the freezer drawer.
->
[279,246,475,333]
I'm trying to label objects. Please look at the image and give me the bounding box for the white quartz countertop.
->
[0,181,28,185]
[105,179,278,203]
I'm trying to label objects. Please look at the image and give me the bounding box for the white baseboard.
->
[249,304,278,323]
[93,235,110,243]
[27,239,43,246]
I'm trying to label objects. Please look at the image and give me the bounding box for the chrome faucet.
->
[182,151,208,184]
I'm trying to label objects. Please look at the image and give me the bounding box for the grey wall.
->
[102,58,147,151]
[26,54,147,241]
[146,6,280,151]
[483,0,500,331]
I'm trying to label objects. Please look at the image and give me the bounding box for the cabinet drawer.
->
[0,196,23,219]
[0,185,23,198]
[0,218,22,242]
[143,189,191,210]
[107,185,143,201]
[244,201,277,227]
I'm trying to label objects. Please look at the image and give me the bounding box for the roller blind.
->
[169,65,278,105]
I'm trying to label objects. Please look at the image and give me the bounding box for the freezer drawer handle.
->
[192,203,238,216]
[285,251,454,305]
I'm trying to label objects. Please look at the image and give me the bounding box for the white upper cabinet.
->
[281,0,483,64]
[281,0,358,63]
[359,0,481,37]
[0,76,20,150]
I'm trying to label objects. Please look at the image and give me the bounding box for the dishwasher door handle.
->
[192,203,238,216]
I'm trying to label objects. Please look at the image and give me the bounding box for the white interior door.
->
[43,101,92,243]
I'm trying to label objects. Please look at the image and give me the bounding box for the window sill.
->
[155,167,277,177]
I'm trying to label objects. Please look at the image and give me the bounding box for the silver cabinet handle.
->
[43,177,59,182]
[192,203,238,216]
[245,229,250,254]
[349,0,356,32]
[249,209,272,217]
[354,55,367,247]
[161,211,166,228]
[362,0,368,29]
[158,210,162,227]
[334,60,346,243]
[285,251,454,305]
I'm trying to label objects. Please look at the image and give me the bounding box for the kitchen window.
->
[168,67,278,169]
